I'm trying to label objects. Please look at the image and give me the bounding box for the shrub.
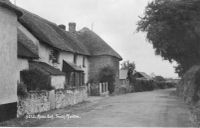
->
[133,79,154,92]
[17,82,28,98]
[98,66,116,94]
[21,69,54,91]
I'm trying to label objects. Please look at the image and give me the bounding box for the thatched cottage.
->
[16,6,122,87]
[0,0,122,121]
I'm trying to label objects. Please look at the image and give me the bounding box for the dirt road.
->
[41,89,192,127]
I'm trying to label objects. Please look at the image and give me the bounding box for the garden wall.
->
[55,87,87,109]
[17,86,87,117]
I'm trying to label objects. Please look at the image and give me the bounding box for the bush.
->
[132,79,154,92]
[21,69,54,91]
[98,66,116,94]
[17,82,28,98]
[130,79,176,93]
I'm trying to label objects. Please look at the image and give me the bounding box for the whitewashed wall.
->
[51,76,65,89]
[58,52,74,69]
[0,7,18,105]
[59,53,89,83]
[37,40,90,84]
[38,43,51,65]
[16,58,29,82]
[17,22,40,82]
[76,55,89,83]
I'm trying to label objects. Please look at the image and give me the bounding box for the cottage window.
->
[49,49,60,63]
[73,54,77,64]
[83,57,86,67]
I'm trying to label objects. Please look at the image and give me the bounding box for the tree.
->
[121,61,136,70]
[121,61,136,81]
[137,0,200,77]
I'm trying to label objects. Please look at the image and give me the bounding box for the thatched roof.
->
[133,72,152,80]
[77,27,122,60]
[47,23,90,55]
[18,42,38,59]
[18,9,74,53]
[16,5,122,59]
[29,61,65,76]
[0,0,22,17]
[17,7,90,55]
[18,29,39,59]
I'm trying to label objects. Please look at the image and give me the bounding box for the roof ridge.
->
[78,28,122,60]
[17,5,57,26]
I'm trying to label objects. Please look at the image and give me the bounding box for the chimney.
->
[58,24,66,30]
[69,22,76,32]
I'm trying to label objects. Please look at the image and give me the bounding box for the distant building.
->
[132,72,152,80]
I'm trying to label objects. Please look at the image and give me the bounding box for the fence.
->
[87,82,109,96]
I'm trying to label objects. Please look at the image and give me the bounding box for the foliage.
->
[17,82,28,98]
[133,80,154,92]
[193,69,200,102]
[98,66,116,94]
[121,61,136,70]
[153,76,166,82]
[21,69,54,91]
[121,61,136,81]
[137,0,200,77]
[129,79,175,93]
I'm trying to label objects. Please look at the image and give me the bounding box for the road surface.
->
[41,88,192,127]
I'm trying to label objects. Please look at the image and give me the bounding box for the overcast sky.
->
[13,0,178,78]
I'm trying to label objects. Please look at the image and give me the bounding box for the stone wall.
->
[17,91,50,117]
[55,87,87,109]
[17,87,87,117]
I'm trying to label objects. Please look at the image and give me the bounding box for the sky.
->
[13,0,178,78]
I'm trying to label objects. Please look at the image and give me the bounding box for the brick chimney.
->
[69,22,76,32]
[58,24,66,30]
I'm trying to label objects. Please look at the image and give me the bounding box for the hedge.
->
[20,69,54,91]
[130,79,176,92]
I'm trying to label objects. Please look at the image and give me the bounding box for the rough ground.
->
[39,88,192,127]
